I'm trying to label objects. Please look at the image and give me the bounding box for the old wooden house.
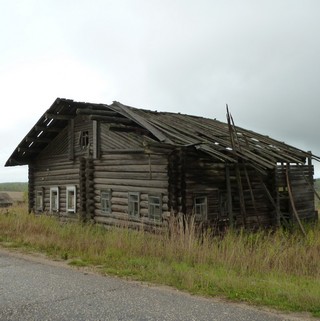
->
[0,193,13,208]
[5,98,319,229]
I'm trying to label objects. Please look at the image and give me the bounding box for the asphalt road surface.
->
[0,249,311,321]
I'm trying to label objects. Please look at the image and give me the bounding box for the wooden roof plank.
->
[110,102,173,144]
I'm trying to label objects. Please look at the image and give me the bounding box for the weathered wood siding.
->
[169,148,275,229]
[30,116,93,219]
[28,114,316,230]
[276,163,316,222]
[93,124,170,229]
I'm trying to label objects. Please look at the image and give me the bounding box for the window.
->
[101,190,111,214]
[66,186,76,213]
[79,131,89,149]
[194,196,207,220]
[35,189,44,211]
[148,196,162,221]
[128,192,139,217]
[50,187,59,213]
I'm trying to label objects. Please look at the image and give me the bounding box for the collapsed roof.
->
[5,98,320,172]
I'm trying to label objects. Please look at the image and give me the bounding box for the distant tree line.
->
[0,182,28,192]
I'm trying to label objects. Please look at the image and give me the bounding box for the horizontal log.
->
[94,184,167,194]
[34,171,79,178]
[34,125,62,133]
[95,158,167,166]
[26,136,52,143]
[35,160,79,169]
[45,113,73,120]
[109,191,127,198]
[140,208,149,217]
[77,109,118,116]
[111,204,128,213]
[93,178,168,188]
[111,197,128,205]
[17,147,42,153]
[140,194,149,201]
[94,164,167,173]
[140,201,148,209]
[162,204,168,211]
[34,177,79,184]
[94,171,168,180]
[99,153,167,161]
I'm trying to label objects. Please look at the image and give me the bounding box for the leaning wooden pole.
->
[225,164,234,227]
[226,105,247,227]
[285,164,306,237]
[244,166,260,225]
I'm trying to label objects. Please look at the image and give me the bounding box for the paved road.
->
[0,249,309,321]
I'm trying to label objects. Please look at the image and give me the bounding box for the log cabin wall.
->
[167,149,183,216]
[92,123,171,229]
[182,149,274,229]
[28,165,35,213]
[276,163,317,223]
[229,165,275,228]
[7,98,318,232]
[30,115,93,220]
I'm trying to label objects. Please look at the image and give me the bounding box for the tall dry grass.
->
[1,205,320,315]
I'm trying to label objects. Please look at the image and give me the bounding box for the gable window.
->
[35,189,44,212]
[128,192,139,217]
[79,131,89,149]
[101,190,111,214]
[148,196,162,221]
[194,196,207,221]
[66,186,76,213]
[50,187,59,213]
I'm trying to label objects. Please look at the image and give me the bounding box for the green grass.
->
[1,205,320,317]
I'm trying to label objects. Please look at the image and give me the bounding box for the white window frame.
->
[128,192,140,217]
[35,189,44,212]
[50,187,59,213]
[194,196,208,221]
[66,186,76,213]
[101,189,111,214]
[148,195,162,221]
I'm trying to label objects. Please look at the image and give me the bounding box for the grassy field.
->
[0,205,320,317]
[0,182,28,192]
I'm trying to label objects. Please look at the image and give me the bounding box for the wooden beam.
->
[45,113,73,120]
[25,136,51,143]
[34,125,62,132]
[76,108,118,117]
[17,147,42,153]
[89,115,134,124]
[111,102,172,143]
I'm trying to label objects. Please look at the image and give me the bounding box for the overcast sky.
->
[1,0,320,182]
